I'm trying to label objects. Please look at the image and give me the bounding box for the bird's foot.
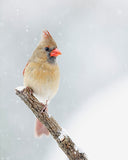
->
[40,101,48,113]
[40,104,47,113]
[26,86,33,95]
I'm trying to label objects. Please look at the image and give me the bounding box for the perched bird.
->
[23,30,61,137]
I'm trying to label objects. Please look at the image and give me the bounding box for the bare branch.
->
[15,87,88,160]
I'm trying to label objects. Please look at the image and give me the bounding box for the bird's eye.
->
[45,47,49,51]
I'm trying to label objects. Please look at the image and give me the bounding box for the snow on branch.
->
[15,87,87,160]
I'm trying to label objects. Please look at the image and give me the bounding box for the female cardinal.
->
[23,30,61,137]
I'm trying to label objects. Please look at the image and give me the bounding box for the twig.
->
[15,87,88,160]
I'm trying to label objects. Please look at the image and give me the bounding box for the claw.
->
[26,87,33,95]
[40,105,47,113]
[40,100,48,113]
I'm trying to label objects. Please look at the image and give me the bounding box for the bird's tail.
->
[35,119,49,137]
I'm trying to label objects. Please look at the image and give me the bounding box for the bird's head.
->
[33,30,61,64]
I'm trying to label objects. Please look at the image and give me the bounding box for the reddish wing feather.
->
[23,63,29,76]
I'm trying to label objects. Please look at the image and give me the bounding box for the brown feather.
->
[23,30,60,103]
[24,61,60,103]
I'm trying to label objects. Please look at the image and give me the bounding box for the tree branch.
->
[15,87,88,160]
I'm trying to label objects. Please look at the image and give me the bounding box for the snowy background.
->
[0,0,128,159]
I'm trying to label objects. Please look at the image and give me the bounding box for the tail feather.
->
[35,119,49,137]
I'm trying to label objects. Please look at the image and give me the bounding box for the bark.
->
[15,87,88,160]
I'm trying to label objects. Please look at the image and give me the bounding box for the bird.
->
[23,30,61,137]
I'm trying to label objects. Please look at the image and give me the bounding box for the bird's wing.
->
[23,63,29,76]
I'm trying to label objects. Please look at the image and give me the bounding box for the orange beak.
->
[50,48,62,57]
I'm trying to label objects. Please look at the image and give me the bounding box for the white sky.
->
[48,75,128,160]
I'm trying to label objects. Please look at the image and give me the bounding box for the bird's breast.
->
[23,62,60,102]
